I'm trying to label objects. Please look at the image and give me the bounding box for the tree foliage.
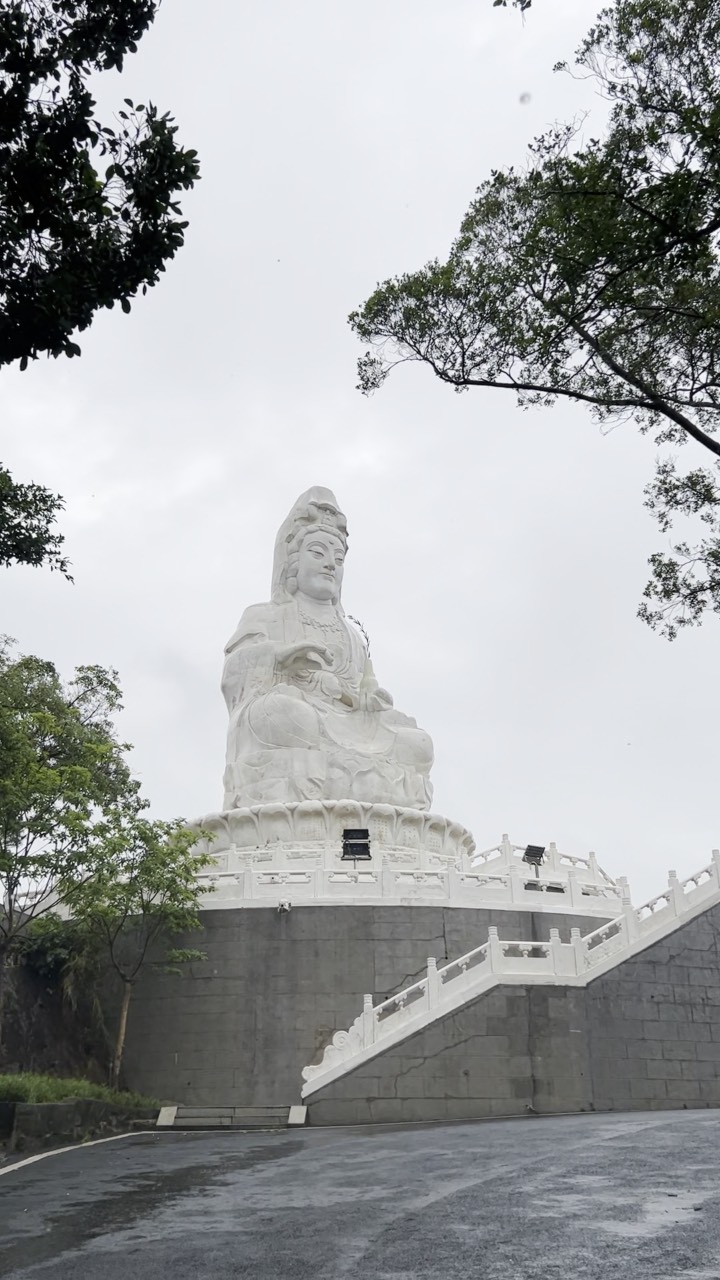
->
[0,0,199,369]
[0,641,134,1037]
[0,641,213,1079]
[0,465,70,575]
[70,813,211,1087]
[0,1,199,578]
[351,0,720,638]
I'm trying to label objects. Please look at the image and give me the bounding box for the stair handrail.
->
[302,846,720,1095]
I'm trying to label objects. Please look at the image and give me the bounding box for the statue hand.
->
[276,642,333,672]
[359,686,393,712]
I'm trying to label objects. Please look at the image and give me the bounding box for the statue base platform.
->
[192,802,621,916]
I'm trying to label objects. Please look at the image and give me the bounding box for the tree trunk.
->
[0,952,6,1054]
[111,980,133,1090]
[0,949,12,1057]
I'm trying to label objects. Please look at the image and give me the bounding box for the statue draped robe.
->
[221,598,433,810]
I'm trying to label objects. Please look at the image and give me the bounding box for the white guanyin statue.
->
[221,487,434,810]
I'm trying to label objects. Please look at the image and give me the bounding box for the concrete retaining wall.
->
[117,905,604,1107]
[306,900,720,1123]
[7,1101,158,1153]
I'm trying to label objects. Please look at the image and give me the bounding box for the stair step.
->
[172,1105,292,1130]
[176,1109,289,1119]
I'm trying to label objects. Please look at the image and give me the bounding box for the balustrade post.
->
[621,891,639,943]
[426,956,440,1008]
[570,927,585,976]
[588,851,599,880]
[712,849,720,888]
[500,833,514,866]
[546,841,560,874]
[668,869,686,916]
[362,994,376,1047]
[487,926,503,974]
[548,927,564,975]
[567,866,583,910]
[508,861,523,904]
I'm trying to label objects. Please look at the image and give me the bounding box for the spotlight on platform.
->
[522,845,546,867]
[522,844,546,884]
[341,828,372,861]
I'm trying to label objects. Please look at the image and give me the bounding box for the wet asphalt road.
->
[2,1111,720,1279]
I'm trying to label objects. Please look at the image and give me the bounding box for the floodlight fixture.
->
[523,844,546,868]
[341,828,371,861]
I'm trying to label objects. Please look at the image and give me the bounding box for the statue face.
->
[296,531,345,602]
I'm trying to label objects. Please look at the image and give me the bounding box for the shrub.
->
[0,1072,157,1107]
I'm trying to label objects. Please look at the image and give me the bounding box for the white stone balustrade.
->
[301,848,720,1097]
[193,816,621,914]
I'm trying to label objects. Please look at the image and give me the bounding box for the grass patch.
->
[0,1072,158,1108]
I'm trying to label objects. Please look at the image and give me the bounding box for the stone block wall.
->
[115,904,604,1107]
[586,905,720,1111]
[306,900,720,1123]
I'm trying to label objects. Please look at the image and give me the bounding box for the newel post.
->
[621,891,639,944]
[508,861,523,904]
[668,869,686,916]
[567,866,583,910]
[426,957,440,1008]
[570,927,585,976]
[548,927,564,975]
[499,833,514,866]
[362,994,376,1047]
[487,926,503,974]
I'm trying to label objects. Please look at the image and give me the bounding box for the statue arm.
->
[222,608,277,711]
[360,656,394,708]
[222,607,335,711]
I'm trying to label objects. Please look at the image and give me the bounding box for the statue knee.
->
[247,689,321,749]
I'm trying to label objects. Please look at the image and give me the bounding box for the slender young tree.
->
[351,0,720,638]
[70,813,212,1089]
[0,642,134,1044]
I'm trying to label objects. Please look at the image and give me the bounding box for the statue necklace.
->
[298,606,345,638]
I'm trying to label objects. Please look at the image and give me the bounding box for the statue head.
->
[271,487,348,606]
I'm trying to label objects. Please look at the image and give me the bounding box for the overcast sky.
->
[3,0,719,904]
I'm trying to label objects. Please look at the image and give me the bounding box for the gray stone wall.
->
[586,903,720,1111]
[306,901,720,1124]
[117,904,603,1107]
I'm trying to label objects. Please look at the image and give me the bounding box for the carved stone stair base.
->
[169,1106,296,1130]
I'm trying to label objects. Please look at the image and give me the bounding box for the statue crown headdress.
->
[271,487,348,603]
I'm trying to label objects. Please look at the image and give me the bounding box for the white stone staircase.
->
[301,850,720,1099]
